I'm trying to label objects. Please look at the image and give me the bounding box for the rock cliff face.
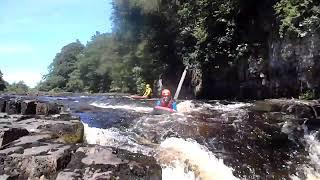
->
[268,33,320,98]
[161,0,320,100]
[0,96,161,180]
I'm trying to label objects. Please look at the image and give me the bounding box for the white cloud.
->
[3,71,43,88]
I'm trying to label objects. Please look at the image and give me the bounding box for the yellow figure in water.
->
[143,84,152,98]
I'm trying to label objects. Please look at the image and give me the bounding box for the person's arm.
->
[143,89,147,96]
[172,102,177,111]
[143,88,151,97]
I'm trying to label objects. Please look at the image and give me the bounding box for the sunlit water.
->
[44,95,320,179]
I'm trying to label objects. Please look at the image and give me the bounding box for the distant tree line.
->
[0,70,29,93]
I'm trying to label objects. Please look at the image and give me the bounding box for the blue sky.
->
[0,0,113,87]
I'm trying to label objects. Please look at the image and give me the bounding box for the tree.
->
[0,70,6,91]
[6,81,29,93]
[38,41,85,91]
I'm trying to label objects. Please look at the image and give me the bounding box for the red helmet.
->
[161,89,171,97]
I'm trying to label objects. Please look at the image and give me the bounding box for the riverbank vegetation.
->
[6,0,320,99]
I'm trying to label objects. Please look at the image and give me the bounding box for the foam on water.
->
[90,102,153,113]
[286,128,320,180]
[299,131,320,180]
[205,102,251,112]
[177,101,196,113]
[157,137,239,180]
[83,123,153,155]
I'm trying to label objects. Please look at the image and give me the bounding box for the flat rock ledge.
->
[0,96,162,180]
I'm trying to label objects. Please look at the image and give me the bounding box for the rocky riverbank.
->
[0,96,161,180]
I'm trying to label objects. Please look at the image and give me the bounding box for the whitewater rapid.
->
[82,100,320,180]
[83,101,245,179]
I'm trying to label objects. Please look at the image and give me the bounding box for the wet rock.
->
[313,105,320,118]
[0,128,29,147]
[21,100,37,115]
[36,102,61,115]
[285,104,315,119]
[56,145,162,180]
[253,99,318,119]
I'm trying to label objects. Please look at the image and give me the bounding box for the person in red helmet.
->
[155,89,177,111]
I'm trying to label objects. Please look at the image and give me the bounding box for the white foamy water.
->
[205,102,251,112]
[305,132,320,170]
[287,129,320,180]
[299,131,320,180]
[177,100,196,113]
[90,102,153,113]
[157,137,239,180]
[83,123,154,155]
[177,101,251,116]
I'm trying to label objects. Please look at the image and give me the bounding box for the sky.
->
[0,0,113,87]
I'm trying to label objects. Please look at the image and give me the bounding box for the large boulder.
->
[0,142,73,179]
[21,100,37,115]
[252,99,317,119]
[5,99,21,115]
[36,102,61,115]
[38,122,84,144]
[56,145,162,180]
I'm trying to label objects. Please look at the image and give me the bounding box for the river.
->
[39,95,320,180]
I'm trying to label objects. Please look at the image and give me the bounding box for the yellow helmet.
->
[146,84,150,88]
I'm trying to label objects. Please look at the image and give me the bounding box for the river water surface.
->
[40,95,320,180]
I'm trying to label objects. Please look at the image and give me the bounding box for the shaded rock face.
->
[0,128,29,147]
[21,100,37,115]
[36,102,62,115]
[5,99,21,115]
[0,98,6,112]
[268,33,320,98]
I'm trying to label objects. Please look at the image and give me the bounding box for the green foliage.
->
[299,90,315,100]
[0,70,6,91]
[6,81,29,94]
[38,0,320,97]
[38,40,84,91]
[274,0,320,37]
